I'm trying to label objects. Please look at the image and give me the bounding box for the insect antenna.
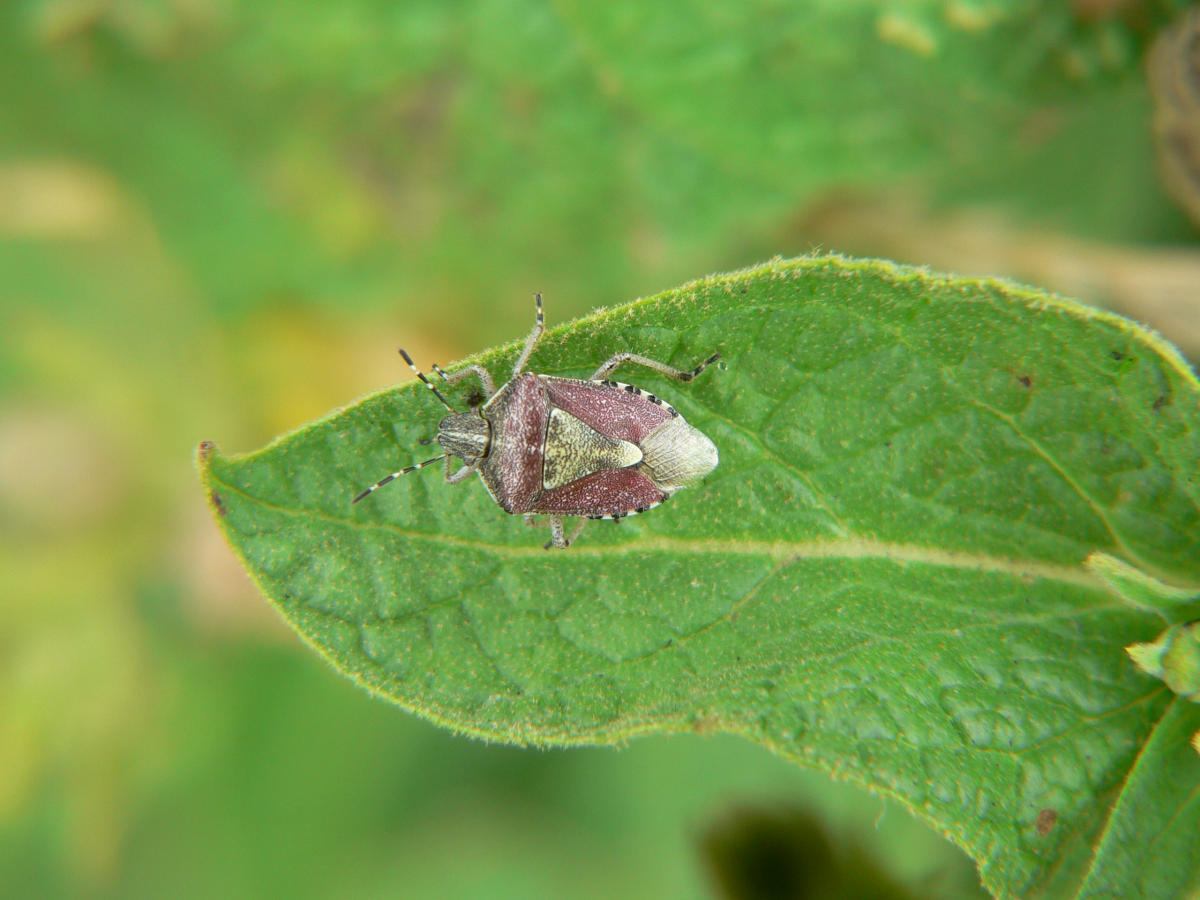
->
[399,348,456,412]
[352,454,448,504]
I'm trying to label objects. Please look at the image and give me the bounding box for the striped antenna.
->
[399,348,456,412]
[352,454,447,504]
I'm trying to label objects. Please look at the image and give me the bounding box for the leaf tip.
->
[196,439,219,465]
[195,442,229,517]
[1126,640,1166,678]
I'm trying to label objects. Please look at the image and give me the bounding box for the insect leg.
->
[565,517,588,546]
[445,461,476,484]
[511,291,545,378]
[542,516,587,549]
[431,363,497,398]
[544,514,566,550]
[590,351,721,383]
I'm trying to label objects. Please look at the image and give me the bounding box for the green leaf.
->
[1086,551,1199,615]
[1127,622,1200,702]
[199,256,1200,900]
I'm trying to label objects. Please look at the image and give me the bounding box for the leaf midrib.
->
[206,462,1114,588]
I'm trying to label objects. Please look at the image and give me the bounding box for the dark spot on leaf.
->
[1035,809,1057,836]
[466,390,486,408]
[1153,394,1170,411]
[1018,374,1032,389]
[210,491,227,515]
[1110,349,1126,361]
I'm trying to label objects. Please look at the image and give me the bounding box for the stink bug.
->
[353,294,720,548]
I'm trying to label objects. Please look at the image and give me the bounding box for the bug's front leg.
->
[590,351,721,383]
[444,457,476,484]
[431,362,498,399]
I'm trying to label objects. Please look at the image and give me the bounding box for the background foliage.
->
[2,1,1197,898]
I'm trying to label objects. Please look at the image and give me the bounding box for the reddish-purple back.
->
[535,466,663,516]
[476,373,669,516]
[543,377,673,443]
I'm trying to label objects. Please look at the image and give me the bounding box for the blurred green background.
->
[2,1,1198,897]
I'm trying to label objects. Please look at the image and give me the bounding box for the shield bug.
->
[353,294,720,548]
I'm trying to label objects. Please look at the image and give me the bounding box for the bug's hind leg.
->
[544,515,566,550]
[512,292,545,378]
[590,351,721,383]
[566,518,587,545]
[542,515,587,550]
